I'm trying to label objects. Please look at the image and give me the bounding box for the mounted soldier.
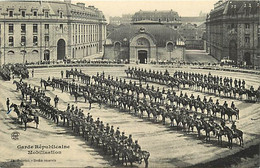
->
[120,132,127,142]
[110,125,114,135]
[105,123,110,134]
[197,95,201,102]
[208,97,213,103]
[180,91,183,97]
[223,101,228,109]
[127,134,133,146]
[66,104,70,112]
[203,96,207,103]
[216,99,219,106]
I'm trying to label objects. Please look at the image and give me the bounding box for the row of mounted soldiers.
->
[46,70,243,149]
[126,67,260,102]
[14,79,150,167]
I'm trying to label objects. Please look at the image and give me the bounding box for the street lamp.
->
[21,42,26,64]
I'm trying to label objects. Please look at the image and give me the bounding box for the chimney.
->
[77,3,85,7]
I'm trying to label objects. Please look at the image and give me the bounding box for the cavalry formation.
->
[125,67,260,102]
[12,79,150,167]
[37,68,244,149]
[5,65,259,167]
[0,64,29,81]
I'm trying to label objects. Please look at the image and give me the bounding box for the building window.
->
[44,35,49,46]
[45,24,49,30]
[21,11,26,17]
[245,36,250,43]
[7,50,15,55]
[9,36,14,46]
[167,42,174,52]
[21,24,26,33]
[32,50,38,54]
[114,42,121,51]
[33,36,38,46]
[45,35,49,42]
[60,24,63,33]
[245,23,250,29]
[21,36,26,46]
[44,12,49,18]
[9,24,14,33]
[33,11,37,16]
[33,24,38,33]
[9,11,13,17]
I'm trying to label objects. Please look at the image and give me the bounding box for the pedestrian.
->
[61,70,64,78]
[6,98,10,111]
[32,69,34,78]
[54,95,59,108]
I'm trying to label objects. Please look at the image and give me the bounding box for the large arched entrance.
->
[244,52,251,65]
[129,32,156,64]
[229,40,237,63]
[138,50,147,64]
[44,50,50,61]
[57,39,66,60]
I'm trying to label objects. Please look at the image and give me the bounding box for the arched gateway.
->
[57,39,66,60]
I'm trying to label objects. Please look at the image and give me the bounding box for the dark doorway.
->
[57,39,65,60]
[244,52,251,65]
[138,50,147,64]
[229,40,237,63]
[44,50,50,60]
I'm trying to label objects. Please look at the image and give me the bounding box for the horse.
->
[214,123,225,146]
[20,110,39,131]
[231,124,244,147]
[201,119,214,141]
[223,126,243,149]
[71,90,87,102]
[10,103,22,122]
[125,150,150,168]
[223,107,239,121]
[40,79,54,90]
[195,119,203,138]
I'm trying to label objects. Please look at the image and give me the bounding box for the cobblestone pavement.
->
[0,65,259,167]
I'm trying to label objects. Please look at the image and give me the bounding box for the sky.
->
[73,0,217,18]
[1,0,217,18]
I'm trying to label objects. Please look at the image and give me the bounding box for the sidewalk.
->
[83,53,103,60]
[194,66,260,75]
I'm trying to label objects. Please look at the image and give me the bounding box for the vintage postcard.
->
[0,0,259,167]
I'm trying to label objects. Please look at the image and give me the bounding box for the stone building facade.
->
[206,0,260,66]
[0,0,106,65]
[103,24,185,63]
[132,10,182,30]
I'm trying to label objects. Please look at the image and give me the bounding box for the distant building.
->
[178,23,206,50]
[132,10,182,29]
[109,14,132,25]
[0,0,107,65]
[206,0,260,66]
[103,23,185,63]
[180,16,206,26]
[109,16,122,25]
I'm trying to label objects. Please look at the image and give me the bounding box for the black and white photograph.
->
[0,0,259,167]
